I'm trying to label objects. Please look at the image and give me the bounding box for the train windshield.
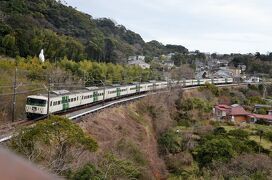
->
[26,98,46,107]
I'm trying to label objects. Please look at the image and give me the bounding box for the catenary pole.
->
[12,67,17,122]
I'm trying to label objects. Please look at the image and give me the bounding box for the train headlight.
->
[32,107,37,112]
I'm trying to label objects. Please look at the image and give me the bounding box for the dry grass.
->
[77,91,180,179]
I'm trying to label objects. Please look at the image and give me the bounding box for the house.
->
[213,104,250,123]
[128,56,137,61]
[228,104,251,123]
[214,103,272,124]
[137,56,145,61]
[128,55,145,61]
[163,60,175,69]
[213,104,230,121]
[195,71,209,79]
[128,60,150,69]
[212,67,241,78]
[248,114,272,124]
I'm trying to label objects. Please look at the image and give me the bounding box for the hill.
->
[0,0,188,63]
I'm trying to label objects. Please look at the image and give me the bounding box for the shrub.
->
[194,138,235,168]
[228,129,249,140]
[100,154,141,179]
[213,127,226,135]
[165,152,193,175]
[72,164,103,180]
[209,154,272,179]
[10,116,98,174]
[199,83,220,96]
[158,130,183,154]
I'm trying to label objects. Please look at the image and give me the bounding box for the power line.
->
[0,88,45,97]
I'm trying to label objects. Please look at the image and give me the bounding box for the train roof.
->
[26,82,157,99]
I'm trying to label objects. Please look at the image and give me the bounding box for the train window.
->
[74,98,76,101]
[77,97,78,101]
[58,101,61,105]
[26,98,46,107]
[50,101,53,106]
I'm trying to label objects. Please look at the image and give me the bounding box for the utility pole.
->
[12,67,17,122]
[261,76,267,99]
[47,75,51,118]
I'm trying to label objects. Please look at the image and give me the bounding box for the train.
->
[25,78,234,119]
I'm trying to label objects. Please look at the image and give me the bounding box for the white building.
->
[128,55,145,61]
[128,60,150,69]
[163,60,175,69]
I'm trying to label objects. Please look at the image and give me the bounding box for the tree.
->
[170,65,195,80]
[158,130,183,154]
[194,138,234,168]
[10,116,98,174]
[1,34,18,56]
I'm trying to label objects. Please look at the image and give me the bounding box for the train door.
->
[93,91,98,102]
[117,88,121,97]
[136,84,140,93]
[62,96,69,110]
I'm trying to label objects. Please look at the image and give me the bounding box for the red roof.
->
[249,114,272,121]
[229,106,250,116]
[215,104,231,112]
[215,104,250,116]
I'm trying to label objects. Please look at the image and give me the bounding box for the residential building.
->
[128,60,150,69]
[248,114,272,124]
[163,60,175,69]
[128,55,145,61]
[213,104,250,123]
[214,104,272,124]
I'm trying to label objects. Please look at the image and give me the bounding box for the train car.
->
[185,80,193,86]
[26,95,48,117]
[26,78,237,119]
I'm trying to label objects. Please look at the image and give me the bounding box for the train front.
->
[25,95,48,119]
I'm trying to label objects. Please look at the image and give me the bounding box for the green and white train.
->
[25,78,233,118]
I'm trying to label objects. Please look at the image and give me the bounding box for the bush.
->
[209,154,272,179]
[158,130,183,154]
[100,154,141,179]
[72,164,103,180]
[213,127,226,135]
[228,129,249,140]
[199,83,220,96]
[165,152,194,175]
[264,131,272,142]
[10,116,98,174]
[194,138,235,168]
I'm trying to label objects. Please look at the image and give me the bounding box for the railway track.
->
[0,82,261,143]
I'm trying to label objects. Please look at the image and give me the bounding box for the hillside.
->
[7,84,272,179]
[0,0,188,63]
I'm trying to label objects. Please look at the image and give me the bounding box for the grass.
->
[220,124,272,150]
[221,125,236,132]
[249,136,272,150]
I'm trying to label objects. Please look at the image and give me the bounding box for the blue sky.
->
[65,0,272,54]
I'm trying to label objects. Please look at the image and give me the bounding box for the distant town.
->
[127,51,259,83]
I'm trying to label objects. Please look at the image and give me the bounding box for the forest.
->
[0,0,188,63]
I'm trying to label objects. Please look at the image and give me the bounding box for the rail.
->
[0,82,260,143]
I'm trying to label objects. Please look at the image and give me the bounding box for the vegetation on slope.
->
[6,84,272,179]
[0,57,159,123]
[0,0,188,63]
